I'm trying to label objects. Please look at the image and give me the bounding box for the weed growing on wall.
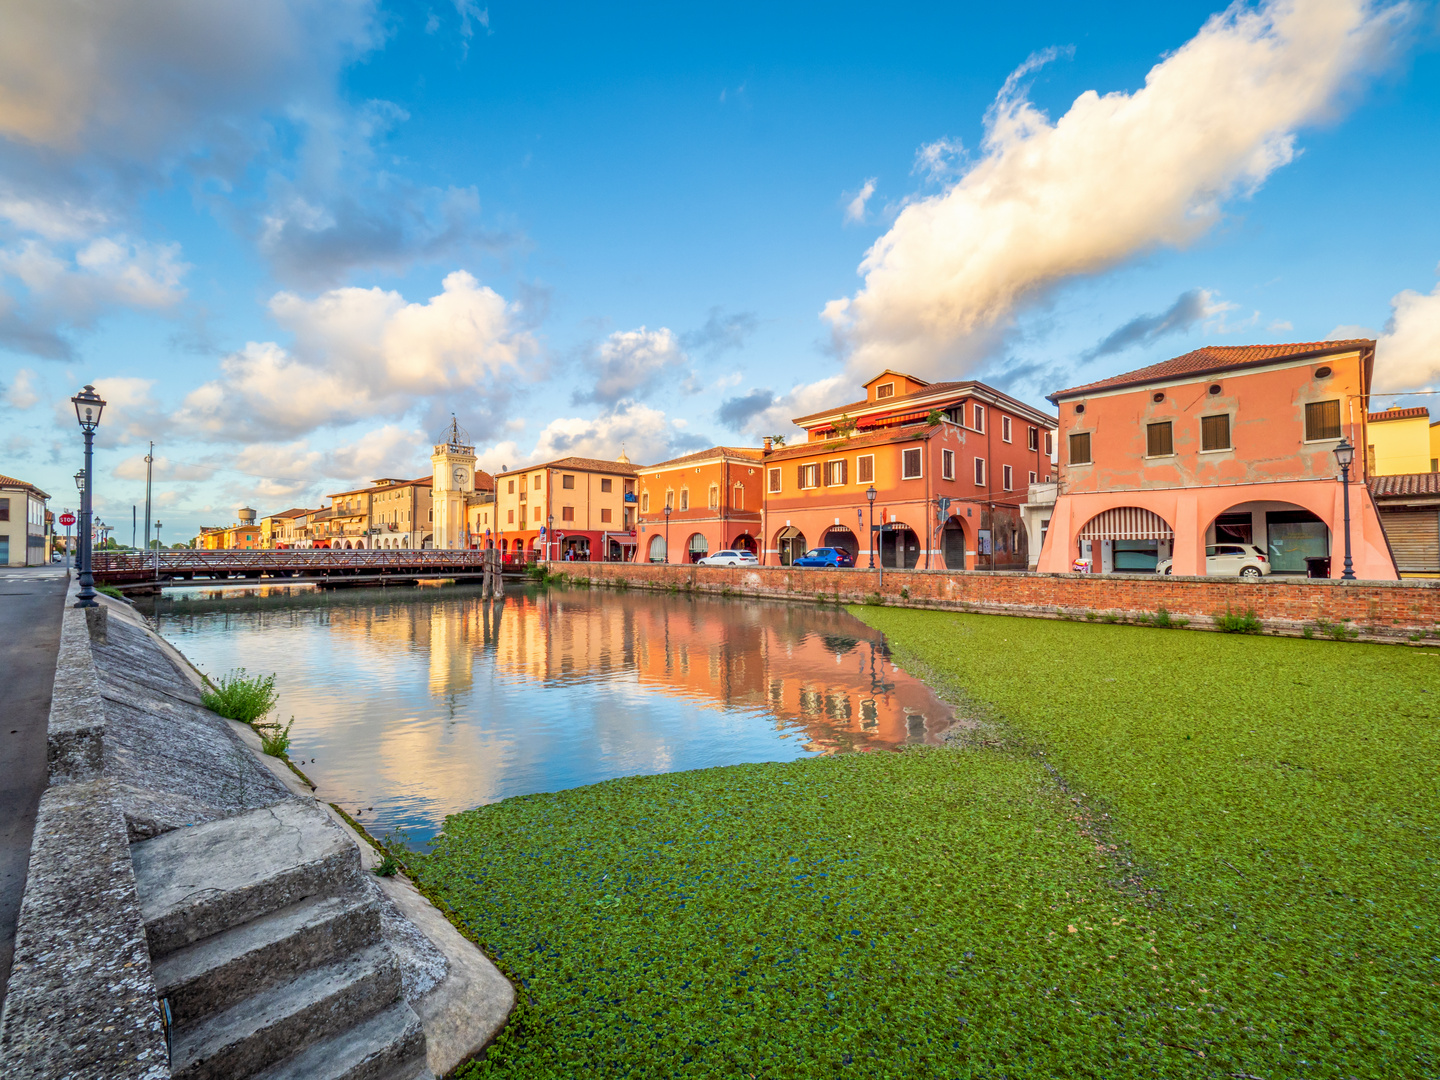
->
[256,716,294,756]
[1213,607,1263,634]
[96,583,125,600]
[200,668,278,722]
[1314,618,1361,642]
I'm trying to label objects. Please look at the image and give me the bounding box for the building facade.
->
[0,474,50,566]
[635,447,763,563]
[1037,340,1397,579]
[491,455,639,560]
[760,371,1058,569]
[430,420,478,550]
[1366,406,1435,476]
[1368,473,1440,576]
[365,477,435,549]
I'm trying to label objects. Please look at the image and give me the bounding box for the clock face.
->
[453,467,468,485]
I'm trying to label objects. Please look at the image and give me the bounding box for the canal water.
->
[145,584,956,844]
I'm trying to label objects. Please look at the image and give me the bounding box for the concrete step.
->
[169,942,401,1080]
[132,799,361,958]
[154,894,382,1024]
[250,1001,430,1080]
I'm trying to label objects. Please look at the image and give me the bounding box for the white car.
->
[1157,543,1271,578]
[697,550,758,567]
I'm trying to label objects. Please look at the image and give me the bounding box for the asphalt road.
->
[0,566,68,1011]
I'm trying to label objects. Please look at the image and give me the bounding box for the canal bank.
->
[544,560,1440,644]
[0,582,513,1079]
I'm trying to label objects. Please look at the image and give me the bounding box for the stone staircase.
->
[130,799,431,1080]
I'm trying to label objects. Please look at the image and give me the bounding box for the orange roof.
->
[1050,340,1375,401]
[500,456,641,477]
[0,473,50,499]
[764,424,943,463]
[792,379,1056,428]
[639,446,763,472]
[1368,473,1440,497]
[1367,407,1429,423]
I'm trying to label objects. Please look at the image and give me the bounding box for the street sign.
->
[59,512,76,526]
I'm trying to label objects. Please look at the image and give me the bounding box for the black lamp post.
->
[865,486,877,568]
[70,385,105,608]
[1333,437,1356,581]
[547,513,555,562]
[154,520,163,582]
[663,504,672,564]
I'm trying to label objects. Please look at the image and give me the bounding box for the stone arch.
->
[1075,506,1173,573]
[648,534,667,563]
[686,532,709,563]
[1202,499,1330,576]
[941,517,967,570]
[879,524,919,569]
[775,525,805,566]
[822,526,858,562]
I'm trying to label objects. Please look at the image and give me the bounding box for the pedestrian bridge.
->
[92,549,532,591]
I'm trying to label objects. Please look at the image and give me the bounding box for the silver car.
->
[1157,543,1271,578]
[697,550,758,567]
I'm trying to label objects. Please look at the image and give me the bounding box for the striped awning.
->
[1078,507,1174,542]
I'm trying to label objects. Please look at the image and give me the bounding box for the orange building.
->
[761,371,1058,569]
[635,446,764,563]
[491,454,639,561]
[1037,340,1398,579]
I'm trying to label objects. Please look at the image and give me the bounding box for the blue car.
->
[791,547,854,568]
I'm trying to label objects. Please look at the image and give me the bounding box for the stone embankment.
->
[0,584,513,1079]
[546,561,1440,644]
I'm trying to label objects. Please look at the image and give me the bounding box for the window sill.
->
[1198,447,1232,455]
[1301,436,1342,445]
[1142,453,1177,461]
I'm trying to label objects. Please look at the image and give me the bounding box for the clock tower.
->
[430,416,477,549]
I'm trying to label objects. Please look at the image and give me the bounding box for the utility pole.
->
[143,441,153,552]
[132,504,137,550]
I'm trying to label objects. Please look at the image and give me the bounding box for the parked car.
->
[1156,543,1271,578]
[791,547,855,569]
[697,549,759,567]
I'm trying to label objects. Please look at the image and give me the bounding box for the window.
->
[1146,421,1174,457]
[768,467,782,494]
[1002,464,1013,490]
[1069,432,1092,464]
[1045,431,1054,456]
[508,509,515,523]
[875,382,895,399]
[1200,414,1231,451]
[1002,416,1012,442]
[665,489,675,509]
[0,497,8,521]
[709,484,720,509]
[641,493,651,512]
[733,484,744,510]
[679,488,689,511]
[798,463,820,488]
[942,448,955,480]
[601,478,613,493]
[562,506,575,521]
[973,404,986,432]
[824,459,847,486]
[1028,426,1039,451]
[533,474,542,490]
[1305,399,1341,441]
[508,479,515,494]
[974,457,986,486]
[600,508,612,523]
[1028,470,1037,485]
[901,447,923,479]
[857,455,874,484]
[562,474,575,489]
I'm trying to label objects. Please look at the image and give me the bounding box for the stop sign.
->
[59,512,76,526]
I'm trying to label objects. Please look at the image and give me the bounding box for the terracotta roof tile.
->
[791,379,1057,426]
[0,473,50,499]
[1368,473,1440,497]
[1050,340,1376,401]
[639,446,763,471]
[764,424,941,462]
[1367,407,1429,423]
[504,456,641,476]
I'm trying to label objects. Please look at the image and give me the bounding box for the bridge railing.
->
[92,549,533,577]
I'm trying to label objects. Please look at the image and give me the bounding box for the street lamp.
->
[663,504,672,564]
[1333,437,1356,581]
[865,486,877,569]
[154,520,163,582]
[70,384,106,608]
[547,513,555,562]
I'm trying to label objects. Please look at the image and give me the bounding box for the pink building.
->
[1036,340,1398,580]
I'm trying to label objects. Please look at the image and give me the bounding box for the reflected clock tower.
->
[430,416,477,550]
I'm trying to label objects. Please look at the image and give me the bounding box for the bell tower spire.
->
[430,415,477,550]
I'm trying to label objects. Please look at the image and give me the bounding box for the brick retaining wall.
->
[544,562,1440,644]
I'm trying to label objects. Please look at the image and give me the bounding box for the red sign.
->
[59,513,76,526]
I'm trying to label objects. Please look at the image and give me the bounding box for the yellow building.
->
[1367,406,1434,476]
[491,454,639,560]
[0,473,50,566]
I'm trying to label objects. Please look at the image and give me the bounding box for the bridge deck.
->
[93,550,534,588]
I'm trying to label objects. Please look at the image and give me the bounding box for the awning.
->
[1078,507,1174,542]
[603,532,638,546]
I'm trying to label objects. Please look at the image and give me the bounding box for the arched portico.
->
[822,526,859,562]
[686,532,709,563]
[648,534,667,563]
[775,526,806,566]
[940,517,967,570]
[879,524,919,569]
[1076,507,1174,574]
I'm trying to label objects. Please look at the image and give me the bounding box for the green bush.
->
[96,583,125,600]
[1314,618,1361,642]
[200,668,278,722]
[256,716,294,756]
[1213,606,1263,634]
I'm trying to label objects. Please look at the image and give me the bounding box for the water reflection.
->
[147,584,956,843]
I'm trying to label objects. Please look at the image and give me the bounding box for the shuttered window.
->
[1305,399,1341,441]
[797,464,820,488]
[1146,421,1173,457]
[562,506,575,521]
[941,449,954,480]
[974,457,986,485]
[824,459,847,486]
[1069,432,1091,464]
[768,468,781,493]
[1379,509,1440,573]
[901,448,922,479]
[857,455,874,483]
[1201,414,1231,451]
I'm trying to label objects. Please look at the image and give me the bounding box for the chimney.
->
[763,436,772,452]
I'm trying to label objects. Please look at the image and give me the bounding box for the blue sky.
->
[1,0,1438,542]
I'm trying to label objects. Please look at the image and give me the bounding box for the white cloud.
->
[114,454,213,482]
[530,403,678,466]
[65,376,167,444]
[1374,274,1440,392]
[3,367,39,409]
[578,326,687,405]
[727,374,853,440]
[824,0,1411,379]
[178,271,534,439]
[912,137,966,183]
[843,179,877,225]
